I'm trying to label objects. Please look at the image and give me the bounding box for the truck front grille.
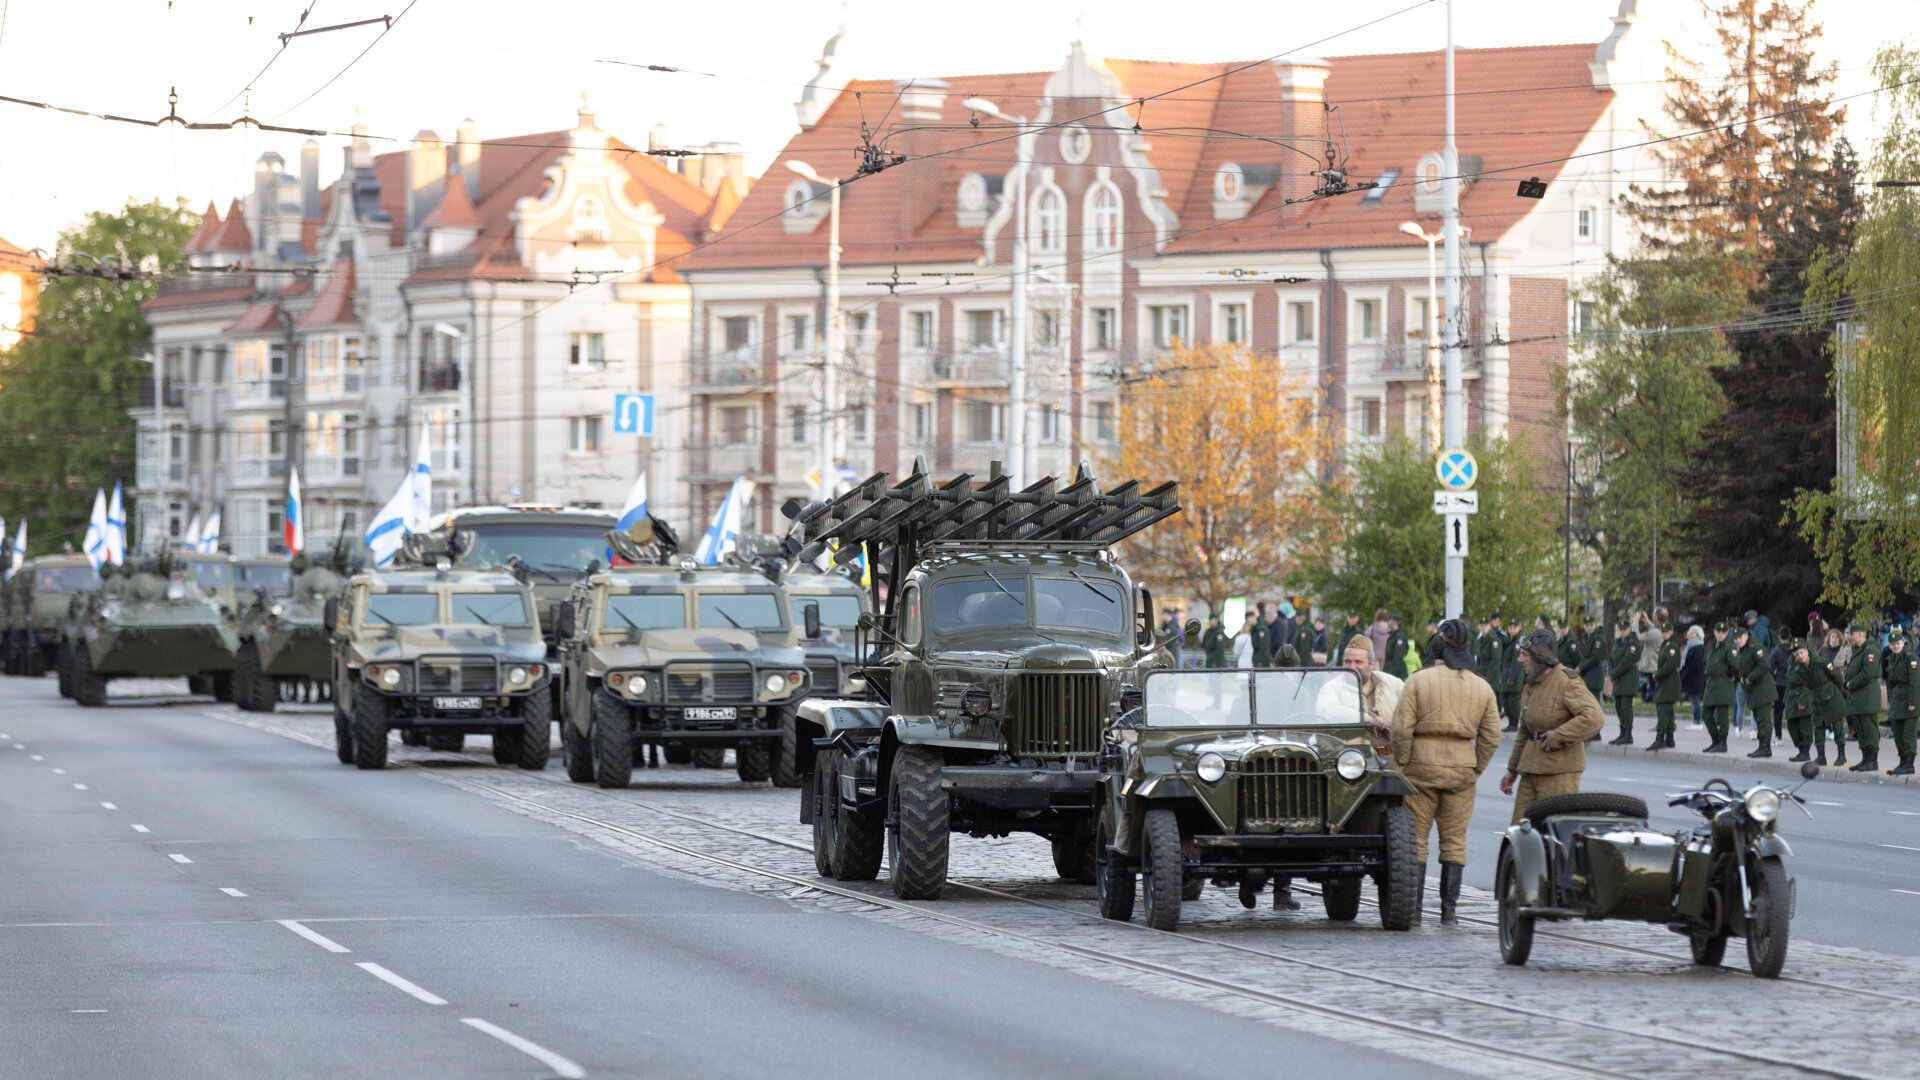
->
[1237,749,1326,832]
[1009,673,1103,758]
[806,658,841,693]
[663,663,753,703]
[417,657,498,694]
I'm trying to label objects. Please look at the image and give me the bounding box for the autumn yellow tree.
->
[1101,344,1342,614]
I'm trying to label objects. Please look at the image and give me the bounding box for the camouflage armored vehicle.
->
[63,554,240,707]
[5,555,98,677]
[327,535,551,770]
[555,523,813,788]
[233,551,347,712]
[440,505,618,648]
[788,458,1183,900]
[775,566,870,786]
[1093,667,1419,931]
[176,552,241,615]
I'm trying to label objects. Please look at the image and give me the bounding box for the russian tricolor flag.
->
[284,467,304,554]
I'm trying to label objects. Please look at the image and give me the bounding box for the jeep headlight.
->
[764,673,786,694]
[381,667,401,688]
[609,671,646,697]
[506,666,528,686]
[846,673,866,691]
[367,664,406,690]
[1336,748,1367,781]
[1196,752,1227,784]
[1744,786,1781,824]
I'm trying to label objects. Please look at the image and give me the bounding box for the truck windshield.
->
[459,523,611,574]
[236,564,294,594]
[790,594,862,630]
[697,592,784,630]
[37,566,99,592]
[449,592,531,626]
[932,577,1027,631]
[602,593,686,631]
[1034,576,1124,634]
[189,561,232,592]
[364,594,439,626]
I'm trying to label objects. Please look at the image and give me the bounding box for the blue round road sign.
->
[1436,449,1478,491]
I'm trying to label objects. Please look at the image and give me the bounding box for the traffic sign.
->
[1446,513,1469,557]
[612,393,655,436]
[1432,490,1479,515]
[1435,449,1478,491]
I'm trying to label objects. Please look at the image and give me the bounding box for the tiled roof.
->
[143,283,254,310]
[222,300,279,334]
[209,198,252,252]
[184,202,222,253]
[296,263,356,327]
[422,169,483,228]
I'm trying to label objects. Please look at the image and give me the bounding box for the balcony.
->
[688,352,768,391]
[304,456,362,484]
[232,378,287,405]
[684,443,763,480]
[930,349,1010,385]
[307,370,364,401]
[135,380,187,409]
[419,363,461,394]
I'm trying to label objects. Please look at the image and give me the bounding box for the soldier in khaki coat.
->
[1500,628,1606,823]
[1390,618,1502,926]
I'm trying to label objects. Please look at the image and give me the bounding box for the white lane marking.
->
[69,1009,108,1014]
[1894,889,1920,898]
[219,888,247,897]
[100,802,116,810]
[13,744,24,750]
[167,854,192,864]
[72,783,88,791]
[29,754,42,761]
[51,767,65,774]
[461,1018,586,1078]
[130,824,149,833]
[277,920,350,953]
[1882,844,1920,852]
[356,963,447,1006]
[1607,777,1641,783]
[1811,801,1844,807]
[1891,810,1920,817]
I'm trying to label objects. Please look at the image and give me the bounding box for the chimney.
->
[691,142,745,197]
[649,123,674,173]
[895,79,949,235]
[253,151,286,254]
[1271,57,1332,212]
[455,118,480,202]
[350,108,373,170]
[407,129,446,234]
[300,140,321,219]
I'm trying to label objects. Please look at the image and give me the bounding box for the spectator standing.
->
[1498,615,1526,731]
[1367,609,1391,666]
[1310,617,1330,665]
[1383,615,1409,679]
[1681,625,1707,730]
[1233,614,1256,668]
[1200,615,1228,669]
[1635,611,1663,700]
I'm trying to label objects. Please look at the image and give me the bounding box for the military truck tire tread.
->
[1140,808,1183,931]
[333,708,355,765]
[563,713,595,783]
[235,643,275,713]
[1095,804,1135,922]
[490,729,518,764]
[1322,876,1362,921]
[736,742,772,783]
[72,644,108,707]
[517,687,552,770]
[1378,804,1418,931]
[1050,829,1097,886]
[1522,792,1649,829]
[692,748,726,769]
[57,643,74,698]
[828,749,883,881]
[592,693,634,789]
[812,750,836,876]
[887,746,949,900]
[771,707,802,788]
[351,685,390,770]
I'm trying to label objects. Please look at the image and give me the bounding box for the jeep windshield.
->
[931,575,1124,634]
[790,594,862,630]
[364,593,439,627]
[1143,669,1364,727]
[459,524,609,575]
[696,592,784,630]
[449,592,531,626]
[602,592,686,632]
[236,564,294,595]
[37,566,99,592]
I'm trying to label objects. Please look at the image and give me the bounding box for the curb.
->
[1588,739,1918,787]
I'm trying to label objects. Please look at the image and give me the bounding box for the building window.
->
[1409,296,1432,338]
[1573,301,1599,336]
[569,416,604,453]
[847,311,871,349]
[571,196,609,244]
[429,407,462,474]
[787,315,810,354]
[718,405,755,446]
[965,310,1001,350]
[570,332,605,368]
[1576,207,1595,241]
[1287,301,1316,344]
[1089,185,1121,250]
[1035,188,1065,254]
[909,311,935,351]
[965,400,1002,444]
[721,315,756,358]
[1036,311,1060,349]
[213,345,227,385]
[1354,299,1381,343]
[909,402,933,444]
[789,405,810,445]
[850,404,872,445]
[1355,398,1383,440]
[234,341,288,402]
[1092,307,1117,351]
[1037,404,1061,444]
[1219,303,1248,345]
[1148,304,1188,350]
[1092,401,1117,444]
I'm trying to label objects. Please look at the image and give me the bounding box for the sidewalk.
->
[1574,713,1917,787]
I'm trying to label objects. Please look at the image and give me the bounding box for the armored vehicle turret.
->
[63,554,240,707]
[234,550,347,712]
[6,555,98,677]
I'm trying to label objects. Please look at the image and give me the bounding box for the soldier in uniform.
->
[1886,630,1917,775]
[1389,618,1502,926]
[1803,639,1849,767]
[1501,628,1604,823]
[1200,615,1229,669]
[1701,621,1736,754]
[1498,615,1526,731]
[1606,617,1640,745]
[1842,622,1882,773]
[1250,606,1274,668]
[1474,613,1503,686]
[1648,622,1683,751]
[1782,638,1815,761]
[1382,614,1409,679]
[1733,625,1777,758]
[1556,617,1581,672]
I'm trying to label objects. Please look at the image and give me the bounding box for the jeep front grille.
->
[663,662,753,703]
[1009,673,1103,758]
[417,657,498,694]
[1237,750,1326,832]
[806,658,841,693]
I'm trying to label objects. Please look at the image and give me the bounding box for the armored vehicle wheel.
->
[592,694,634,789]
[71,644,108,708]
[1050,825,1097,886]
[1497,846,1534,965]
[772,707,802,788]
[692,748,726,769]
[823,749,882,881]
[562,717,594,783]
[735,742,772,783]
[1095,804,1135,922]
[1140,808,1184,931]
[427,733,465,752]
[210,671,234,703]
[186,675,211,697]
[490,729,518,764]
[1522,792,1649,829]
[234,643,275,713]
[351,685,391,770]
[1745,856,1791,978]
[887,746,949,900]
[664,746,693,766]
[1377,804,1418,931]
[517,689,552,770]
[332,706,355,765]
[1323,877,1362,921]
[56,643,73,698]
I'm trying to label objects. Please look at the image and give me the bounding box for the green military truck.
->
[63,555,240,707]
[787,458,1182,900]
[777,567,870,787]
[5,555,99,677]
[234,552,348,712]
[555,524,813,788]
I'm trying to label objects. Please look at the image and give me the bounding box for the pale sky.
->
[0,0,1902,253]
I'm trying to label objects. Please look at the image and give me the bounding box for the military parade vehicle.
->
[328,533,552,769]
[234,555,296,601]
[176,551,242,615]
[555,520,813,787]
[62,554,240,707]
[787,457,1182,900]
[1496,762,1817,978]
[441,505,618,648]
[233,551,348,712]
[776,566,870,786]
[1093,667,1420,931]
[5,554,98,677]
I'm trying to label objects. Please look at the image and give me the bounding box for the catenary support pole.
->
[1442,0,1465,618]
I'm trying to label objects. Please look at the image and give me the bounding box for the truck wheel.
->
[692,748,726,769]
[664,746,693,766]
[1377,804,1418,931]
[1140,808,1184,931]
[592,694,634,789]
[772,707,802,788]
[887,746,949,900]
[56,643,74,698]
[72,644,108,707]
[812,750,836,876]
[518,688,552,770]
[1050,822,1097,886]
[210,671,234,703]
[332,707,355,765]
[1745,856,1791,978]
[736,742,772,783]
[28,639,49,677]
[1497,845,1534,965]
[826,749,882,881]
[235,643,275,713]
[563,715,595,783]
[427,733,464,752]
[351,685,390,770]
[1095,804,1135,922]
[490,728,518,764]
[1322,877,1362,921]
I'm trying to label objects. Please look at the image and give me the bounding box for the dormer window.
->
[783,178,830,234]
[570,196,608,244]
[1215,163,1244,203]
[956,172,1001,228]
[1414,153,1445,213]
[1211,162,1280,220]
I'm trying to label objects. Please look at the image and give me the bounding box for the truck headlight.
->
[764,673,786,694]
[1196,752,1227,784]
[269,603,284,616]
[961,683,991,717]
[506,666,528,686]
[1336,748,1367,781]
[1744,786,1781,824]
[381,667,401,688]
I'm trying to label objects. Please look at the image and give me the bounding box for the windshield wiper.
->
[713,607,742,629]
[982,570,1024,607]
[1064,570,1112,601]
[466,608,493,625]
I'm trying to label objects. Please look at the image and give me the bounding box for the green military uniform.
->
[1701,627,1737,751]
[1250,618,1272,669]
[1607,625,1640,743]
[1557,628,1581,671]
[1842,629,1882,770]
[1579,626,1607,697]
[1808,651,1848,765]
[1474,619,1504,686]
[1733,635,1777,756]
[1201,624,1228,668]
[1782,641,1815,758]
[1383,622,1409,679]
[1497,623,1525,729]
[1651,631,1683,749]
[1886,634,1917,775]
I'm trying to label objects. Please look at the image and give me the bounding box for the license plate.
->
[683,706,737,721]
[433,696,483,710]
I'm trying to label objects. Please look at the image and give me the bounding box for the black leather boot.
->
[1816,748,1828,766]
[1747,742,1771,758]
[1789,748,1810,763]
[1834,745,1847,767]
[1439,862,1463,926]
[1891,755,1915,776]
[1850,750,1878,773]
[1609,731,1634,746]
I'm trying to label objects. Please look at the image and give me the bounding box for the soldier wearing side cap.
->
[1886,630,1917,775]
[1842,622,1883,773]
[1502,628,1604,824]
[1648,622,1683,751]
[1732,624,1777,758]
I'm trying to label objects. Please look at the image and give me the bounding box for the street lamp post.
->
[961,96,1028,488]
[786,160,840,501]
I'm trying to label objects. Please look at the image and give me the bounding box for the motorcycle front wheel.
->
[1745,856,1791,978]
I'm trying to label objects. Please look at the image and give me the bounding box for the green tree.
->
[1293,435,1558,625]
[0,198,198,556]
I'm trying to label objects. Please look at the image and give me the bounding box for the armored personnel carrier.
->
[5,555,98,677]
[64,555,240,707]
[233,551,348,712]
[788,457,1183,899]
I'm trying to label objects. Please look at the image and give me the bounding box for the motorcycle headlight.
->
[507,666,528,686]
[764,673,785,694]
[1744,786,1781,824]
[1196,752,1227,784]
[1336,748,1367,781]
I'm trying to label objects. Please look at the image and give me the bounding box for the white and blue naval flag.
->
[694,475,754,565]
[8,519,23,579]
[82,489,109,570]
[106,481,127,564]
[196,507,221,553]
[365,415,433,567]
[181,513,201,552]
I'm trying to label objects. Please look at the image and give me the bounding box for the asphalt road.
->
[0,675,1461,1080]
[1459,738,1920,955]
